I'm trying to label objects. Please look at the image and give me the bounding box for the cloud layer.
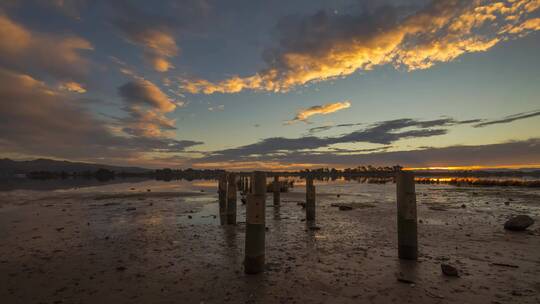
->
[0,68,202,163]
[183,0,540,94]
[0,13,93,81]
[194,110,540,168]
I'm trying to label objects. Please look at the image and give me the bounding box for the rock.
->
[309,226,321,231]
[339,205,353,211]
[504,215,534,231]
[429,206,448,211]
[241,198,247,205]
[441,264,459,277]
[147,189,151,192]
[125,207,136,211]
[297,202,306,208]
[116,266,127,272]
[336,194,340,198]
[188,215,192,219]
[460,204,466,208]
[504,201,510,206]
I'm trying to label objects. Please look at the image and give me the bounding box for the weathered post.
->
[306,176,316,222]
[218,173,228,225]
[396,171,418,260]
[273,175,280,205]
[227,172,237,225]
[245,171,266,274]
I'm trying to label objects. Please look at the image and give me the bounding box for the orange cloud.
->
[0,13,93,80]
[288,101,351,124]
[119,79,177,113]
[182,0,540,94]
[121,28,179,73]
[59,81,86,93]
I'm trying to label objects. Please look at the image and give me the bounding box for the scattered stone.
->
[338,205,353,211]
[309,226,321,231]
[441,264,459,277]
[125,207,136,212]
[460,204,466,208]
[103,202,119,207]
[336,194,340,198]
[429,206,448,211]
[241,198,247,205]
[297,202,306,208]
[504,215,534,231]
[188,215,192,219]
[146,189,151,192]
[504,201,510,206]
[200,189,205,192]
[491,262,519,268]
[116,266,127,272]
[396,277,415,284]
[55,227,64,232]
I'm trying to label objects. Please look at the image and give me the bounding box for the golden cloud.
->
[59,81,86,93]
[288,100,351,124]
[0,13,93,80]
[123,28,179,73]
[182,0,540,94]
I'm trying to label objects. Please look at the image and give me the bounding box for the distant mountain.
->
[0,158,151,177]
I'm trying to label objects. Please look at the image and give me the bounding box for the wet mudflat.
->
[0,179,539,303]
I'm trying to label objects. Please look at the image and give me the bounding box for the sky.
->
[0,0,539,170]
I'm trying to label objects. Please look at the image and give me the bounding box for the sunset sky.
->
[1,0,539,170]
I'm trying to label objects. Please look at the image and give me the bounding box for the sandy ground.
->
[0,180,539,303]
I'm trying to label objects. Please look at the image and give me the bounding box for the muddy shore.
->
[1,181,539,303]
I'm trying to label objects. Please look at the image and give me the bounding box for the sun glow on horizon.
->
[405,164,540,171]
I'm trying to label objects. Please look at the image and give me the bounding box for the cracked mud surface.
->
[1,179,539,303]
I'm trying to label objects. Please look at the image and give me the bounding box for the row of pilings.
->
[217,171,418,274]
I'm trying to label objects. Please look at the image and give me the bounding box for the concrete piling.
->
[396,171,418,260]
[273,175,280,205]
[218,173,227,225]
[227,172,237,225]
[244,171,266,274]
[306,176,316,222]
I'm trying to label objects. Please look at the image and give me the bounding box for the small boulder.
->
[504,215,534,231]
[339,205,353,211]
[441,264,459,277]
